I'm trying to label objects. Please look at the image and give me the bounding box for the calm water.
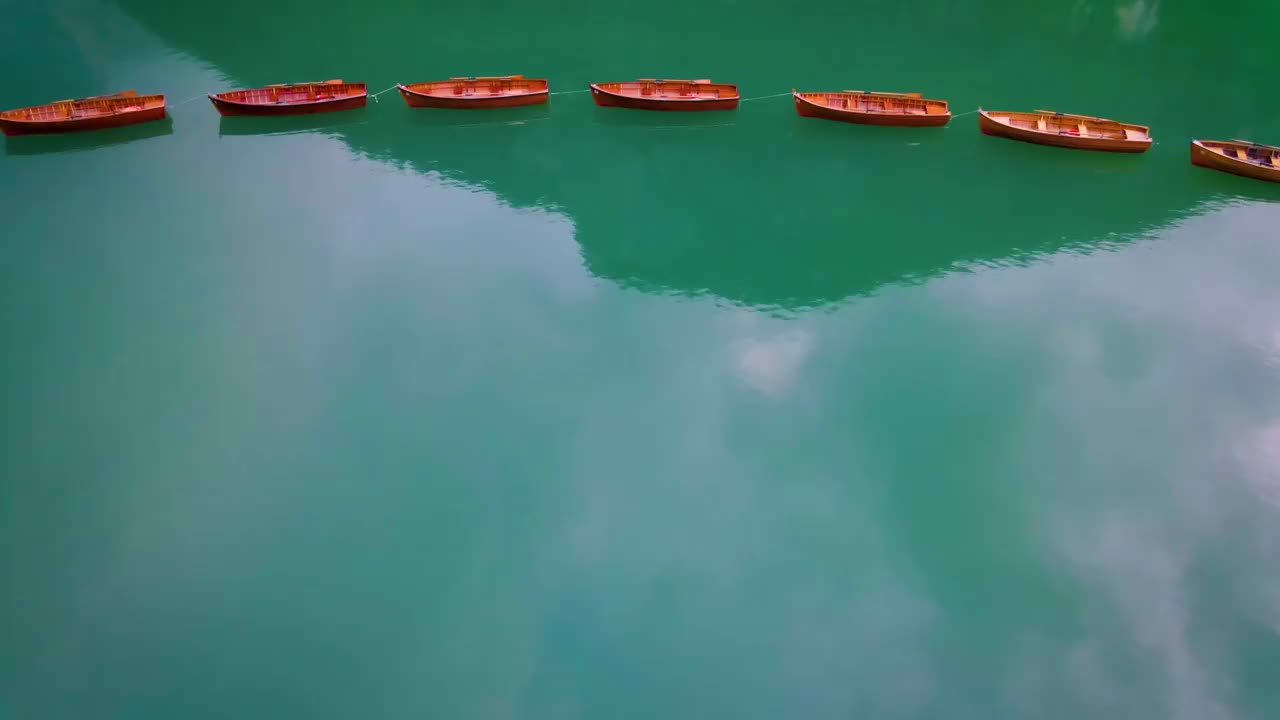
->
[3,0,1280,717]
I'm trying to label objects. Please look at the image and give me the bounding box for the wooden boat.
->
[208,80,366,116]
[978,109,1151,153]
[0,90,166,136]
[397,75,548,109]
[793,90,950,127]
[589,79,739,112]
[1190,139,1280,184]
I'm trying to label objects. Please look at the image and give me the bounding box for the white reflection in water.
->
[1242,423,1280,511]
[1064,520,1234,720]
[1116,0,1159,38]
[734,328,815,398]
[931,199,1280,719]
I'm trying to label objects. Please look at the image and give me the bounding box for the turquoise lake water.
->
[3,0,1280,717]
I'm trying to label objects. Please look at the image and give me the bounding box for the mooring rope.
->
[951,108,980,119]
[739,91,793,103]
[170,94,207,107]
[368,83,396,102]
[550,89,589,96]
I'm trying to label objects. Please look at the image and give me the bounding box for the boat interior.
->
[403,77,548,97]
[996,112,1147,141]
[1210,142,1280,167]
[799,91,947,116]
[600,80,737,99]
[2,92,162,122]
[217,81,364,105]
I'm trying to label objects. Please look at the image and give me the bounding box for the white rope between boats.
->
[368,85,400,103]
[739,91,793,103]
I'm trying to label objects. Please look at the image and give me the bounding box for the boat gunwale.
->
[589,81,740,103]
[979,109,1152,143]
[1030,108,1150,133]
[208,83,367,108]
[977,108,1152,136]
[1192,139,1280,167]
[792,90,950,117]
[1197,138,1280,154]
[396,80,549,101]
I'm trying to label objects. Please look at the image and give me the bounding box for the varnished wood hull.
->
[1190,141,1280,184]
[209,93,367,116]
[398,88,548,109]
[590,86,738,112]
[792,93,949,127]
[979,110,1150,153]
[0,105,166,136]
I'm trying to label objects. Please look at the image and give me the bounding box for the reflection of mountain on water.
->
[248,105,1249,308]
[361,113,1210,307]
[114,0,1280,306]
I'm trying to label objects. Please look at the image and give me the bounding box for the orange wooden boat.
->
[208,80,366,116]
[978,109,1151,153]
[1190,140,1280,184]
[793,90,950,127]
[0,90,166,136]
[397,75,548,109]
[589,79,739,112]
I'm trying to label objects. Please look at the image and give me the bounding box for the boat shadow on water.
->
[217,112,369,138]
[1191,171,1280,203]
[790,114,954,148]
[972,127,1155,178]
[400,102,552,129]
[2,117,174,156]
[590,106,738,130]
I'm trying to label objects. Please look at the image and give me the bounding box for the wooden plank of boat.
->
[1190,139,1280,184]
[978,109,1152,153]
[208,80,367,117]
[589,79,739,112]
[0,91,166,136]
[397,75,549,109]
[792,89,950,127]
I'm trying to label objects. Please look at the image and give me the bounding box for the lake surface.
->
[3,0,1280,717]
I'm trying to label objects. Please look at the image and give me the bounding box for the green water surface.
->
[3,0,1280,717]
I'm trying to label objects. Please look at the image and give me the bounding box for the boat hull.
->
[1190,141,1280,184]
[590,86,738,112]
[209,94,367,117]
[979,111,1150,153]
[0,105,167,136]
[398,88,548,109]
[793,94,949,127]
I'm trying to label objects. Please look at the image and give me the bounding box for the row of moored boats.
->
[2,76,1278,184]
